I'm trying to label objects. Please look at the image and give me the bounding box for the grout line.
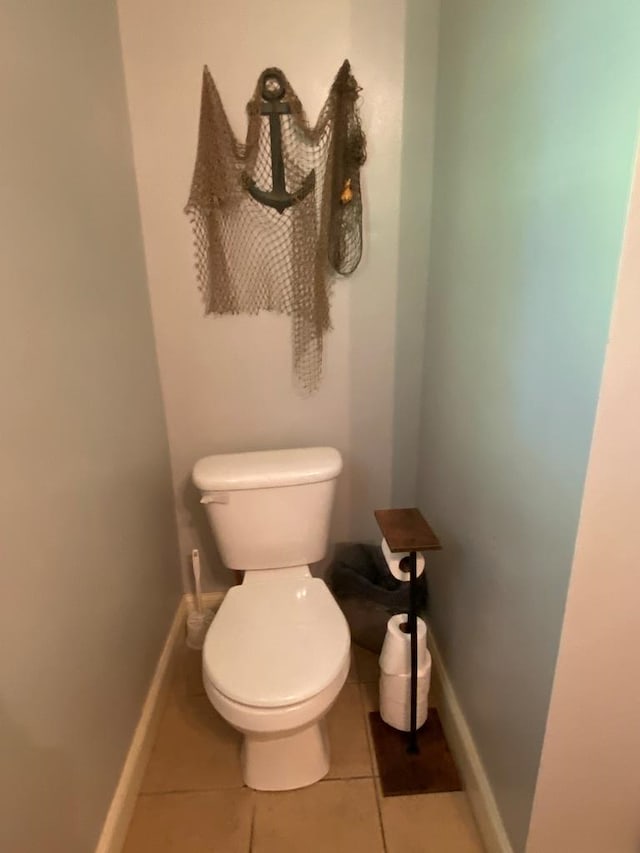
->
[319,774,374,783]
[139,775,382,795]
[359,683,381,778]
[248,793,256,853]
[372,774,389,853]
[355,677,380,781]
[138,784,249,797]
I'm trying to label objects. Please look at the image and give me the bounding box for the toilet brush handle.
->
[192,549,203,614]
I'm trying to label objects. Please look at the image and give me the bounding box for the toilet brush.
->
[186,549,214,650]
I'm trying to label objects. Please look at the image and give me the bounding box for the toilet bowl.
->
[193,447,349,790]
[203,570,350,790]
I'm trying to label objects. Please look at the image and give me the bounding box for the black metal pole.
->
[407,549,419,754]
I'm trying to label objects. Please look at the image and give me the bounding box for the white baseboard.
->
[95,590,226,853]
[428,630,513,853]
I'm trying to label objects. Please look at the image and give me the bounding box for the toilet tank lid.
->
[193,447,343,492]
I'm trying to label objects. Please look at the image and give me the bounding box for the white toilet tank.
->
[193,447,343,571]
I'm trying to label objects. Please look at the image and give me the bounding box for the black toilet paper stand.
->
[374,508,441,754]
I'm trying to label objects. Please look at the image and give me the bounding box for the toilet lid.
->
[203,577,350,708]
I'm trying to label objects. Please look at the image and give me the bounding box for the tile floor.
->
[123,643,485,853]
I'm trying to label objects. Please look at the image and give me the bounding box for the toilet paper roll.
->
[381,537,425,582]
[380,613,429,674]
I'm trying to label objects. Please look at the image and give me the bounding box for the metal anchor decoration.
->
[244,68,315,214]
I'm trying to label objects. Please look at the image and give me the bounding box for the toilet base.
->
[241,719,330,791]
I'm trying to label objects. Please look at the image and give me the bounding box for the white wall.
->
[117,0,408,591]
[526,141,640,853]
[0,3,181,851]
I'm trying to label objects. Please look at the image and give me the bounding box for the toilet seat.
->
[203,656,350,736]
[203,576,350,709]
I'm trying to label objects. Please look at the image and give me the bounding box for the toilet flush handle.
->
[200,492,230,505]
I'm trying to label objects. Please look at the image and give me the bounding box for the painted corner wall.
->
[392,0,440,507]
[415,3,640,850]
[0,3,181,851]
[526,141,640,853]
[117,0,407,592]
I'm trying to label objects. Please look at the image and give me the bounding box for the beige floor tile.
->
[252,779,384,853]
[122,789,253,853]
[141,693,243,793]
[381,791,484,853]
[326,683,372,779]
[172,643,205,697]
[353,644,380,682]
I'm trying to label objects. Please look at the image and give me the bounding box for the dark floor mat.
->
[369,708,462,797]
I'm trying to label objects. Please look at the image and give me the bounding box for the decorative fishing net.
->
[185,60,366,392]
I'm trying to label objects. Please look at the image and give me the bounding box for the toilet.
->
[192,446,350,791]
